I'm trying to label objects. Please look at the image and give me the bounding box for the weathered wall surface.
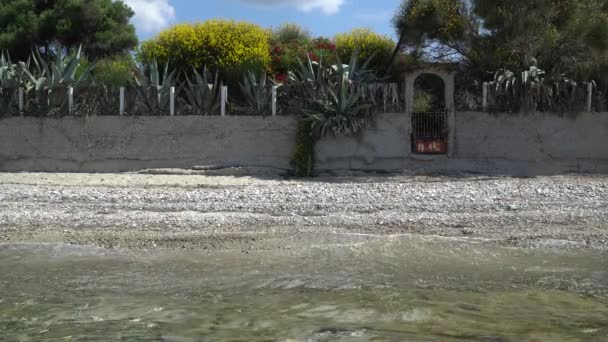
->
[0,116,297,172]
[1,112,607,175]
[316,112,608,175]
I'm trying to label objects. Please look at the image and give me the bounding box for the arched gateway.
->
[404,64,456,157]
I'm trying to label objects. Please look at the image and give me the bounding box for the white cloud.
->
[238,0,345,15]
[123,0,176,34]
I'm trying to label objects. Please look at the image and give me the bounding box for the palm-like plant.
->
[306,62,374,137]
[0,53,21,115]
[0,52,31,89]
[491,65,580,112]
[6,46,94,116]
[240,71,275,115]
[131,61,176,115]
[183,66,221,115]
[290,50,377,138]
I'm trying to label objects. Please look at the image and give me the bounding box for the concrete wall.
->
[1,112,607,175]
[0,116,296,172]
[316,112,608,175]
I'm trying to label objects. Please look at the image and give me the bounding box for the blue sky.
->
[123,0,402,41]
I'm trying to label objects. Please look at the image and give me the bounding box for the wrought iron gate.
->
[411,108,448,154]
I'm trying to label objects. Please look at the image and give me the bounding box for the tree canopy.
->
[392,0,608,78]
[0,0,138,60]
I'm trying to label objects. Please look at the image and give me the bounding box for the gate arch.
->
[404,64,457,156]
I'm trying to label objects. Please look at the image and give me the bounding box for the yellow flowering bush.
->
[334,28,395,71]
[139,20,271,77]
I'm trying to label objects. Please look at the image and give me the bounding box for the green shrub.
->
[271,23,310,45]
[90,54,135,87]
[290,119,315,177]
[139,20,271,83]
[270,37,337,79]
[334,28,395,72]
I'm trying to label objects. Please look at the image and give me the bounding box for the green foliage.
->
[392,0,608,74]
[393,0,471,46]
[131,61,177,115]
[269,36,337,79]
[414,91,433,112]
[334,28,395,72]
[286,51,378,176]
[0,52,23,115]
[0,0,138,60]
[240,71,275,115]
[288,51,377,138]
[28,47,94,90]
[305,65,374,137]
[271,23,311,45]
[0,51,29,89]
[139,20,271,85]
[491,66,581,113]
[290,119,315,178]
[473,0,608,74]
[91,55,135,87]
[0,46,94,116]
[183,67,221,115]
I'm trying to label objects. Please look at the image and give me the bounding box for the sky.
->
[123,0,402,41]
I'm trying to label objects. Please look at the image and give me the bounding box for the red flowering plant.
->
[269,40,307,83]
[269,36,339,83]
[309,37,337,66]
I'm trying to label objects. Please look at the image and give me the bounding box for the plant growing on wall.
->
[287,50,377,177]
[290,119,315,177]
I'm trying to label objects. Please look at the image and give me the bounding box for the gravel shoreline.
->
[1,172,607,250]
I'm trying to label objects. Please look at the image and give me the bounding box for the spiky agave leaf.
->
[184,66,221,115]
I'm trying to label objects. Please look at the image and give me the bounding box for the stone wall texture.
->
[1,112,607,175]
[0,116,297,173]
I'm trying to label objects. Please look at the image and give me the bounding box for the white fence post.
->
[119,87,125,116]
[221,86,228,116]
[271,85,277,116]
[170,86,175,116]
[68,87,74,115]
[587,82,593,113]
[482,82,488,111]
[18,87,24,115]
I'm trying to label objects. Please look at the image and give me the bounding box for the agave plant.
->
[305,63,374,137]
[183,66,221,115]
[31,46,93,89]
[131,61,176,115]
[334,49,381,84]
[0,52,22,115]
[4,46,94,116]
[491,65,580,113]
[0,51,30,89]
[240,71,275,115]
[287,50,377,137]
